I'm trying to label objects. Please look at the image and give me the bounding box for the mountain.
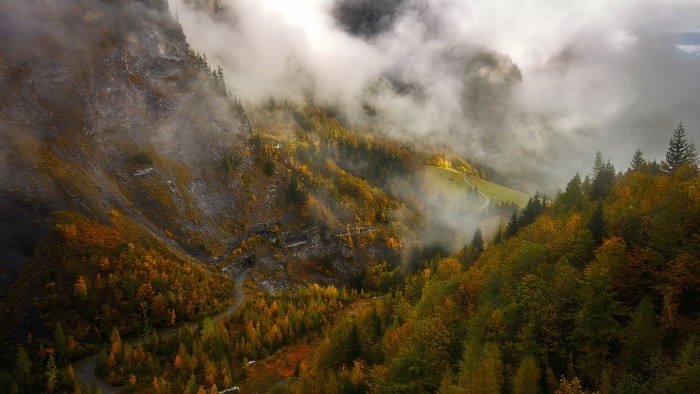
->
[0,1,568,392]
[0,0,252,274]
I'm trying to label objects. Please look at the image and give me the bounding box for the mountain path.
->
[74,268,249,393]
[460,172,491,211]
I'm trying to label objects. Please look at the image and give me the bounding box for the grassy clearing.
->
[424,166,471,192]
[466,176,530,207]
[426,167,530,207]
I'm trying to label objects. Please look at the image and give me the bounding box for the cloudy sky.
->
[172,0,700,190]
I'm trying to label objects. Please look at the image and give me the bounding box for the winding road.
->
[426,165,491,212]
[460,172,491,211]
[74,268,249,393]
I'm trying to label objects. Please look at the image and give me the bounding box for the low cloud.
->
[172,0,700,190]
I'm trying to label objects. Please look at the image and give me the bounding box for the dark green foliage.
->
[629,148,646,171]
[553,173,587,216]
[589,151,616,200]
[662,122,698,173]
[471,227,484,253]
[492,228,503,244]
[623,298,661,372]
[506,209,520,238]
[54,323,67,363]
[588,201,607,245]
[520,191,546,227]
[565,230,596,268]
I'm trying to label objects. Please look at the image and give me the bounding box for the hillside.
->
[4,1,697,394]
[283,152,700,394]
[0,0,253,271]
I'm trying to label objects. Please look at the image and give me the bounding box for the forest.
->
[3,116,697,393]
[283,124,700,393]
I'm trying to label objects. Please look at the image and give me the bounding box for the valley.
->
[1,1,699,393]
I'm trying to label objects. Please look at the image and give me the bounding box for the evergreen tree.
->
[623,298,660,371]
[589,152,616,201]
[582,174,592,196]
[492,228,503,245]
[588,201,607,245]
[553,173,586,216]
[520,191,545,227]
[662,122,698,172]
[506,210,520,238]
[471,227,484,254]
[629,148,646,171]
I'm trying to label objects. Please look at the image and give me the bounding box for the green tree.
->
[662,122,698,173]
[506,210,520,238]
[457,341,504,394]
[512,356,541,394]
[13,346,32,390]
[54,323,67,363]
[572,264,625,379]
[553,173,586,216]
[629,148,646,171]
[520,191,545,227]
[589,152,616,200]
[471,227,484,254]
[671,336,700,392]
[587,201,607,245]
[623,298,660,371]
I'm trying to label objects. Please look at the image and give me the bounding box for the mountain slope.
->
[0,0,256,270]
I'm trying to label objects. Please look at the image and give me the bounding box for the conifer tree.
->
[471,227,484,253]
[492,228,503,245]
[589,152,616,200]
[506,210,520,238]
[662,122,698,172]
[630,148,646,171]
[588,201,607,245]
[554,173,586,216]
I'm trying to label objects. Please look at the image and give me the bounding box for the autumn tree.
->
[512,356,541,394]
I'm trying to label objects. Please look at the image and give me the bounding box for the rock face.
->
[0,0,255,282]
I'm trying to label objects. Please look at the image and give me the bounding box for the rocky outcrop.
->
[0,0,255,285]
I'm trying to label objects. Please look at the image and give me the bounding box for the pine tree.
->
[506,210,520,238]
[630,148,646,171]
[520,191,545,227]
[589,152,616,201]
[492,228,503,245]
[662,122,698,172]
[588,201,607,245]
[471,227,484,253]
[553,173,586,216]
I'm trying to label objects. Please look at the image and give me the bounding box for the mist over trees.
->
[280,124,700,394]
